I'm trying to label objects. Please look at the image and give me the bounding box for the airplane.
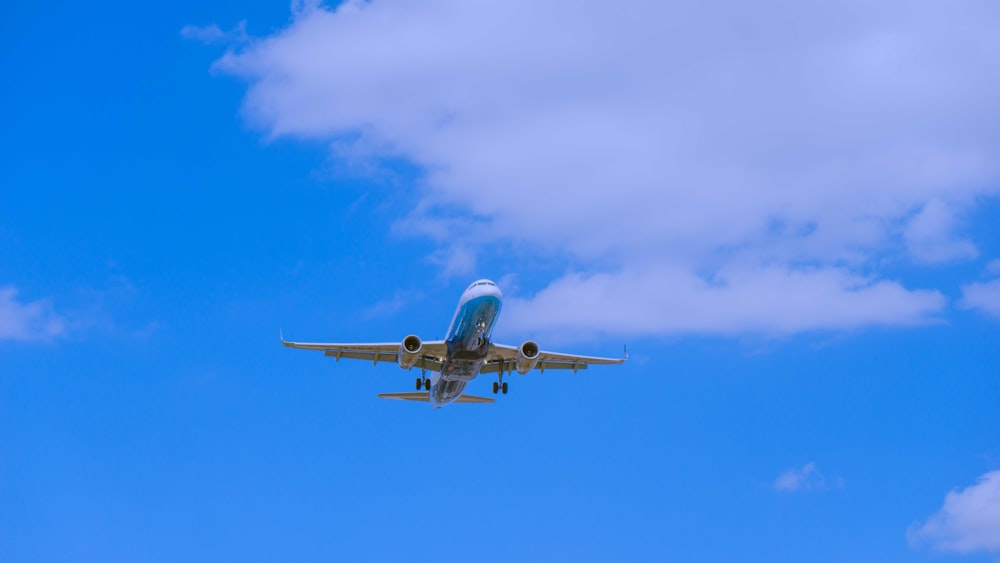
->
[281,279,626,408]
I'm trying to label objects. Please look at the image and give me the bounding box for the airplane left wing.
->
[281,336,449,372]
[483,343,627,374]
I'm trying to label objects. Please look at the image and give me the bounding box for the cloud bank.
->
[211,0,1000,336]
[909,470,1000,555]
[0,286,66,342]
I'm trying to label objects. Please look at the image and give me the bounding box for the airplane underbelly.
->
[441,358,484,382]
[431,379,467,407]
[432,353,484,407]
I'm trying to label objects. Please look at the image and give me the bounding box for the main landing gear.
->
[491,378,508,395]
[415,371,430,391]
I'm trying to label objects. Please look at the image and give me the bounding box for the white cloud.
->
[0,286,66,342]
[908,470,1000,554]
[209,0,1000,336]
[774,462,843,493]
[960,278,1000,318]
[501,266,944,339]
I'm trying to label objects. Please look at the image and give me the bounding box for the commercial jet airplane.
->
[281,279,626,408]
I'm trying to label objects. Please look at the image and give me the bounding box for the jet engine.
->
[515,340,540,374]
[398,335,422,369]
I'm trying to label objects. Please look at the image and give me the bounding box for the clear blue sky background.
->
[2,1,998,562]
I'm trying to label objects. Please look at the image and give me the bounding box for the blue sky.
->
[2,1,999,561]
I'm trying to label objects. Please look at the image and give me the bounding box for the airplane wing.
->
[482,344,627,374]
[281,335,449,372]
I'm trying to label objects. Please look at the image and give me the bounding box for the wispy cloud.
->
[908,470,1000,555]
[181,21,248,46]
[208,0,1000,337]
[774,462,844,493]
[961,279,1000,318]
[363,289,424,319]
[904,200,978,265]
[0,286,66,342]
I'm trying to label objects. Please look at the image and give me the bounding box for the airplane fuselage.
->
[431,279,503,407]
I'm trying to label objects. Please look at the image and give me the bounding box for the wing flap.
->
[324,349,398,363]
[482,359,589,374]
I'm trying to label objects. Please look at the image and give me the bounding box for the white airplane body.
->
[282,279,626,407]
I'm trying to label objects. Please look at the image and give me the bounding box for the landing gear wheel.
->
[415,377,422,390]
[492,381,499,394]
[501,381,508,394]
[424,378,431,391]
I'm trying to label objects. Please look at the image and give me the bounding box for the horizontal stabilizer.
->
[376,392,494,404]
[377,392,430,402]
[453,394,495,404]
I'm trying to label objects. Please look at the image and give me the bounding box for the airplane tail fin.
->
[376,392,495,404]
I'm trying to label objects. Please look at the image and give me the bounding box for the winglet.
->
[280,328,285,343]
[623,345,629,361]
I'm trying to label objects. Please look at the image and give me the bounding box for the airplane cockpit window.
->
[467,280,497,291]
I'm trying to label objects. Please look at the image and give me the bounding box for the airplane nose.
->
[465,280,502,299]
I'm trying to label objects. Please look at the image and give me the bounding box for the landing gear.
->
[492,377,509,395]
[412,368,431,391]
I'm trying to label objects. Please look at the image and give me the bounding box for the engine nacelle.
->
[398,335,422,369]
[515,341,540,374]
